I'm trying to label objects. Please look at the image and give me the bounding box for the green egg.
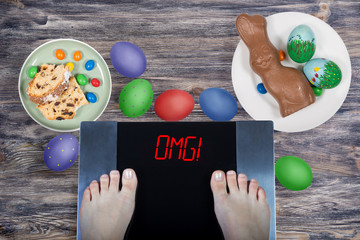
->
[76,74,88,86]
[28,66,38,78]
[275,156,313,191]
[119,79,153,118]
[287,25,316,63]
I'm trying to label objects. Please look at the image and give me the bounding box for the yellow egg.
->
[66,62,74,71]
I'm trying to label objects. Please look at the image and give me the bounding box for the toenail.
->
[238,174,246,178]
[101,174,108,178]
[215,172,224,182]
[110,170,120,175]
[251,179,257,182]
[124,169,133,179]
[227,170,236,175]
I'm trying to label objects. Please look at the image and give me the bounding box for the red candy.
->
[91,78,100,87]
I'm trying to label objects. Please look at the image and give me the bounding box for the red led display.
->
[155,135,203,161]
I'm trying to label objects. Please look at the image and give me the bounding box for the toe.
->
[210,170,227,197]
[82,187,91,203]
[120,169,138,200]
[109,170,120,192]
[226,170,239,193]
[257,187,267,202]
[100,174,109,194]
[249,179,259,199]
[89,180,100,200]
[237,173,248,193]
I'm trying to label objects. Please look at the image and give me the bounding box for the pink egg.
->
[154,89,194,121]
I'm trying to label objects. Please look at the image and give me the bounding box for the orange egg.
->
[73,51,82,61]
[279,49,286,61]
[55,49,65,60]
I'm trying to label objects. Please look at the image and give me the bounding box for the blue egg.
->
[257,83,267,94]
[86,92,97,103]
[110,42,147,78]
[85,60,95,71]
[199,88,238,121]
[44,134,79,171]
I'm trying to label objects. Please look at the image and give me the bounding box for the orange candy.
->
[73,51,82,61]
[55,49,65,60]
[279,49,286,61]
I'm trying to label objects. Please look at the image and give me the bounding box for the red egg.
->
[155,89,194,121]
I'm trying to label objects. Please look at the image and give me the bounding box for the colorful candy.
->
[73,51,82,61]
[312,86,323,96]
[91,78,100,87]
[28,66,38,78]
[55,49,65,60]
[86,92,97,103]
[257,83,267,94]
[66,62,74,71]
[85,60,95,71]
[76,74,88,86]
[279,49,286,61]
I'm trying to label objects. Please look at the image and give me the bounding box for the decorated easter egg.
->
[155,89,194,121]
[110,42,147,78]
[76,74,88,86]
[44,134,79,171]
[119,79,153,118]
[28,66,38,78]
[85,60,95,71]
[303,58,342,89]
[86,92,97,103]
[55,49,65,60]
[287,25,316,63]
[275,156,313,191]
[199,88,238,121]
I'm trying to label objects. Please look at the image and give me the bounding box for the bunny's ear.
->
[236,14,255,47]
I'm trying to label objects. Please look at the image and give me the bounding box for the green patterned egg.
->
[119,79,153,118]
[303,58,342,89]
[287,25,316,63]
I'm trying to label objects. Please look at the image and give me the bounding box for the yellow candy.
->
[66,62,74,71]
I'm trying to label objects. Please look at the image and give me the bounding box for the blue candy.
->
[85,60,95,71]
[86,92,97,103]
[257,83,267,94]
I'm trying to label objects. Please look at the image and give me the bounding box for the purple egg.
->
[44,134,79,171]
[110,41,147,78]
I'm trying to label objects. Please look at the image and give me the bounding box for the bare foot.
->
[80,169,137,240]
[210,170,270,240]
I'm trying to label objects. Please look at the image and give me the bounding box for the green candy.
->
[76,74,88,86]
[28,66,38,78]
[119,79,153,118]
[275,156,313,191]
[312,86,323,96]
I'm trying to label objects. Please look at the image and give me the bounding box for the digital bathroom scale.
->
[77,121,275,239]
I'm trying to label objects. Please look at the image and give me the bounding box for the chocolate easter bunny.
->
[236,14,315,117]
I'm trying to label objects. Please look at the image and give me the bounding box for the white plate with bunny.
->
[232,12,351,132]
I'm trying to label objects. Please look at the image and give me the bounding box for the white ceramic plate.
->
[232,12,351,132]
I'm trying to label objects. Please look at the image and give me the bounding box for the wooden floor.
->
[0,0,359,239]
